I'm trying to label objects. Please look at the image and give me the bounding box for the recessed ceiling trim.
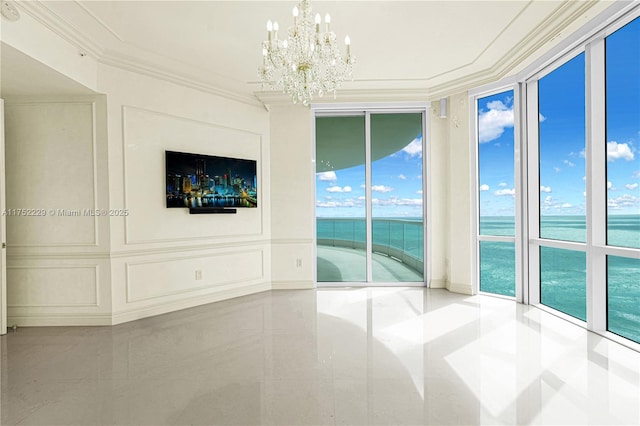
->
[73,0,124,42]
[256,88,431,107]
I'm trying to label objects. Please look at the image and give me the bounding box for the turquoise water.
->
[317,218,424,260]
[480,215,639,343]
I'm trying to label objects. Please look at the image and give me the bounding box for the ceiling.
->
[2,1,617,105]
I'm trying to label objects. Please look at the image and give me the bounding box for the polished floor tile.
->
[1,288,639,425]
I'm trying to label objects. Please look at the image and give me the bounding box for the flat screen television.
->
[165,150,257,209]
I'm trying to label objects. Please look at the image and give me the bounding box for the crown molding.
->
[99,51,264,109]
[13,0,618,110]
[15,0,104,58]
[15,1,265,109]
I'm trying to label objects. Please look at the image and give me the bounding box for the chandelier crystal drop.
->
[258,0,354,106]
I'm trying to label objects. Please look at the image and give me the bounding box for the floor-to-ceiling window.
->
[475,90,517,298]
[604,16,640,344]
[536,52,587,321]
[315,108,427,285]
[473,9,639,349]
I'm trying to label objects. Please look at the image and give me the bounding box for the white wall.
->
[2,12,272,325]
[269,104,315,289]
[97,64,271,324]
[446,92,474,295]
[0,8,98,93]
[429,104,449,289]
[4,96,112,325]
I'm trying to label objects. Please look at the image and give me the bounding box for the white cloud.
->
[561,203,573,208]
[316,197,361,208]
[579,149,586,158]
[539,113,546,123]
[372,196,423,207]
[633,171,640,179]
[402,137,423,157]
[608,181,613,190]
[494,188,515,196]
[563,160,576,167]
[398,174,407,180]
[607,141,635,162]
[540,185,552,193]
[316,201,338,208]
[317,171,337,182]
[478,100,514,143]
[582,176,587,181]
[625,183,639,190]
[326,185,352,193]
[372,185,393,193]
[608,194,640,210]
[554,167,562,173]
[542,196,556,210]
[499,182,507,187]
[480,184,490,191]
[416,190,423,195]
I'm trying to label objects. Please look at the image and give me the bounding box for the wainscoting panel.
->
[6,256,112,326]
[7,265,98,308]
[4,102,99,248]
[124,249,265,304]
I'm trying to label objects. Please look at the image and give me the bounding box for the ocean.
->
[318,215,639,344]
[481,214,639,344]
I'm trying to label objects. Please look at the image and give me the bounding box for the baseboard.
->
[7,314,112,327]
[429,278,447,289]
[271,280,315,290]
[446,281,474,295]
[111,281,271,325]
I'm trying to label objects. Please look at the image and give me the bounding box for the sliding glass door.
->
[315,109,426,285]
[316,114,367,282]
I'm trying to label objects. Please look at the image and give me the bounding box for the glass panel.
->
[606,17,640,249]
[477,90,515,237]
[539,53,586,243]
[540,246,586,321]
[607,255,640,343]
[316,115,366,282]
[479,241,515,297]
[370,113,424,282]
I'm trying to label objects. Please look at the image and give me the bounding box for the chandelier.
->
[258,0,354,106]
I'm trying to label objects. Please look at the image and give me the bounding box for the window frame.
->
[470,84,523,301]
[470,3,640,351]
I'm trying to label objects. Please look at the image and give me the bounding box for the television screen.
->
[165,150,257,209]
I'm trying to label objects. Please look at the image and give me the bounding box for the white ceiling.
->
[2,1,617,104]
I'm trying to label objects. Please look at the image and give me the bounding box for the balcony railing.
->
[317,218,424,274]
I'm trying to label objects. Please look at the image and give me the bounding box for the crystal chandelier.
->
[258,0,354,106]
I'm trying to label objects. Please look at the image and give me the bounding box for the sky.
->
[479,17,639,217]
[316,135,423,218]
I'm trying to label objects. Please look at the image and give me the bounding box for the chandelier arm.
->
[258,0,354,105]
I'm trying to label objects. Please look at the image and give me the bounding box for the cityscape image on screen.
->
[165,150,257,209]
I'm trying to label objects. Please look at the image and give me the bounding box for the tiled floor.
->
[1,288,639,425]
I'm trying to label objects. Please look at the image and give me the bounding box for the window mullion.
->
[526,80,541,306]
[587,36,607,333]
